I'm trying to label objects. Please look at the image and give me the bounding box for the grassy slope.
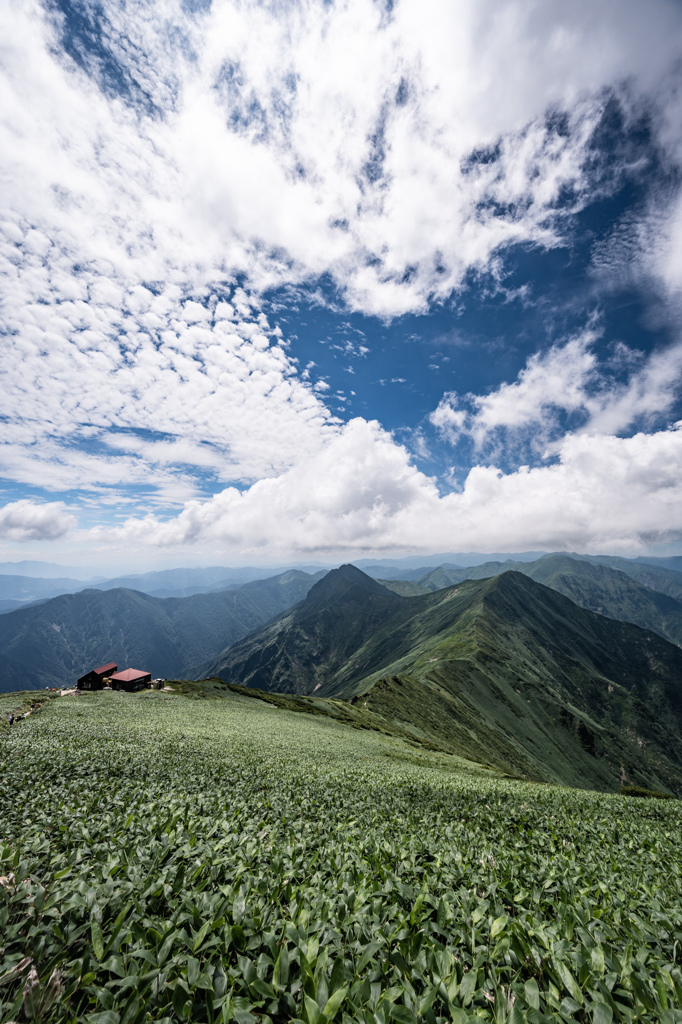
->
[1,692,680,1024]
[572,553,682,600]
[355,575,682,794]
[379,579,429,597]
[0,570,323,692]
[410,563,511,589]
[0,689,61,735]
[170,676,506,772]
[333,574,682,793]
[211,568,682,794]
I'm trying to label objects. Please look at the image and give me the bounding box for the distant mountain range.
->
[0,575,104,613]
[631,555,682,573]
[3,550,682,609]
[0,565,290,609]
[0,560,100,580]
[206,564,682,795]
[0,563,332,609]
[378,553,682,598]
[0,570,324,692]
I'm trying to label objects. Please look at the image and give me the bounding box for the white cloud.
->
[430,331,682,448]
[656,191,682,297]
[0,499,76,541]
[589,167,682,312]
[91,417,682,556]
[429,398,468,438]
[93,419,428,550]
[585,342,682,435]
[0,237,339,496]
[431,333,598,445]
[1,0,682,555]
[1,0,681,320]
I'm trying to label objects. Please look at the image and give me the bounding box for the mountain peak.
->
[301,563,396,614]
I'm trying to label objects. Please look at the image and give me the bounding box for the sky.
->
[1,0,682,571]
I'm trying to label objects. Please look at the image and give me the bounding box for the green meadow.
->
[1,689,681,1024]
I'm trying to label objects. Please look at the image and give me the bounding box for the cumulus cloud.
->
[93,419,428,550]
[431,334,598,446]
[0,500,76,541]
[430,331,682,450]
[92,417,682,556]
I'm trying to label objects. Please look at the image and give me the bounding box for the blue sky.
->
[1,0,682,570]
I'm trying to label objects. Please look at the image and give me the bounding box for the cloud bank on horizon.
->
[1,0,682,565]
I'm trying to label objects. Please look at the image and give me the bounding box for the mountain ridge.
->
[197,565,402,694]
[376,553,682,648]
[207,567,682,794]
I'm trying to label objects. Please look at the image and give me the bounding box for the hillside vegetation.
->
[372,553,682,604]
[1,690,681,1024]
[207,566,682,794]
[380,554,682,648]
[0,570,323,692]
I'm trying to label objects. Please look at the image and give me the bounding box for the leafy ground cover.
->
[165,679,498,764]
[1,689,681,1024]
[0,691,61,733]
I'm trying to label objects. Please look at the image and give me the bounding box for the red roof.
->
[94,662,118,676]
[110,668,150,682]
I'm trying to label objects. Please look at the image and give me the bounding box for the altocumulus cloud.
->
[0,276,337,501]
[2,0,682,556]
[0,500,76,541]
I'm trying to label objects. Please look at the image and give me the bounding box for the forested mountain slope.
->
[0,570,324,692]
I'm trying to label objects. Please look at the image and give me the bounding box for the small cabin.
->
[77,662,118,690]
[109,668,152,692]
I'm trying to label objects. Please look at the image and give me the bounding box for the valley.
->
[0,570,324,692]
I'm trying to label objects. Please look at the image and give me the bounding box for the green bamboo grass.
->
[1,690,680,1024]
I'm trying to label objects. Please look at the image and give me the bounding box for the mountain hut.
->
[77,661,118,690]
[109,668,152,692]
